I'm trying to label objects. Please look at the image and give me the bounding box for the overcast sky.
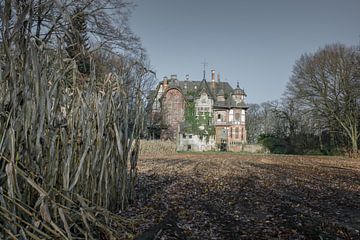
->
[130,0,360,103]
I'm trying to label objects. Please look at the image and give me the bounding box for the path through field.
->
[123,153,360,239]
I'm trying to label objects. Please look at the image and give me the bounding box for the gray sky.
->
[130,0,360,103]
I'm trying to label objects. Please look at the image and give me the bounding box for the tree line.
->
[246,43,359,156]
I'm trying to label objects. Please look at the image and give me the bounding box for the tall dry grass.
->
[0,25,145,240]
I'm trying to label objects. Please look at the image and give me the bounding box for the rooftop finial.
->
[237,82,240,88]
[201,60,208,80]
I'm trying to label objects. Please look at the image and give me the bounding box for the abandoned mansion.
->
[147,70,248,151]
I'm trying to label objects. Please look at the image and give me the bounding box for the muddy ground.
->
[121,153,360,239]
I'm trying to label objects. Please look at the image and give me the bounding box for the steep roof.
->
[165,79,236,99]
[152,77,248,109]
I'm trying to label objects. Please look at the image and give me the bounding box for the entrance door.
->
[220,129,228,151]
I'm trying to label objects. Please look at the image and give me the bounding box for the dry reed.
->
[0,25,144,240]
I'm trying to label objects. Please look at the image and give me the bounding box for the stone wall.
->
[178,134,216,151]
[139,140,177,155]
[242,144,268,153]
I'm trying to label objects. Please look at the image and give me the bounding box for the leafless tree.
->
[246,101,283,143]
[286,43,360,154]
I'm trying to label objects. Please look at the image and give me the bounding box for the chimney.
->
[211,70,215,82]
[211,70,216,89]
[217,73,220,82]
[163,76,168,90]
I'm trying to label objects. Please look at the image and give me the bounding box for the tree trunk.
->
[350,131,358,155]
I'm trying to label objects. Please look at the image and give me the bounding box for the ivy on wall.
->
[184,101,215,142]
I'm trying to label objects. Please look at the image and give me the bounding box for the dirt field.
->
[125,153,360,239]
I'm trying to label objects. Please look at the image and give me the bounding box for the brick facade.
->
[161,88,185,140]
[148,72,248,151]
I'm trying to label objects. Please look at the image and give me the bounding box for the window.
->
[189,135,192,139]
[187,145,191,151]
[230,127,233,138]
[241,128,244,141]
[218,114,221,120]
[235,112,240,121]
[235,127,239,139]
[198,107,204,115]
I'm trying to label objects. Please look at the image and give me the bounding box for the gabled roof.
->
[164,79,236,99]
[199,79,216,100]
[149,77,248,109]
